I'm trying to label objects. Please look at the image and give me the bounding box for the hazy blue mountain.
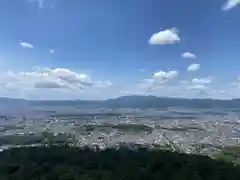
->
[0,97,28,107]
[1,96,240,108]
[105,96,240,108]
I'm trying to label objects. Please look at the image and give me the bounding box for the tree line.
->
[0,146,240,180]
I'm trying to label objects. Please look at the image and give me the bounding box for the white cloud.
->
[136,70,179,93]
[229,76,240,90]
[222,0,240,11]
[192,77,212,84]
[142,78,155,84]
[1,67,240,100]
[20,41,33,49]
[34,81,72,89]
[176,77,214,98]
[153,70,178,82]
[130,79,212,99]
[0,68,96,92]
[182,52,196,59]
[0,68,126,99]
[187,84,207,90]
[148,28,180,45]
[95,80,115,88]
[115,77,240,99]
[131,72,218,99]
[49,49,55,54]
[187,64,200,72]
[38,68,92,87]
[139,70,178,89]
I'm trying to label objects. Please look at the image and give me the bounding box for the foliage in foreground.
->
[0,146,240,180]
[213,146,240,164]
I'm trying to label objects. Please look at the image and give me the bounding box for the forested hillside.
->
[0,146,240,180]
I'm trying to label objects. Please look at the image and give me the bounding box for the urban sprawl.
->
[0,108,240,158]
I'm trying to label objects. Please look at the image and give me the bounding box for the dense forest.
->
[0,146,240,180]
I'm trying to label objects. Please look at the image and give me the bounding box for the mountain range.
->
[1,96,240,108]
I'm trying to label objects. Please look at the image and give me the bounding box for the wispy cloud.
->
[192,77,212,84]
[20,41,33,49]
[222,0,240,11]
[187,84,207,91]
[0,68,119,94]
[28,0,45,8]
[0,68,239,99]
[139,70,179,92]
[49,49,55,54]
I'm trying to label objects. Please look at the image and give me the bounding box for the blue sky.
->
[0,0,240,100]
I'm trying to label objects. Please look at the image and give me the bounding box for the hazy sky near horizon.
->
[0,0,240,100]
